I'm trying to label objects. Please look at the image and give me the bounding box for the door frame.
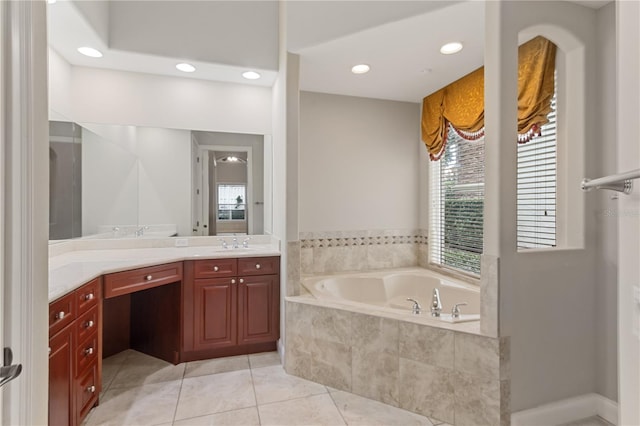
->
[200,145,253,235]
[1,1,49,424]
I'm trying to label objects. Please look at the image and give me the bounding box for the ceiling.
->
[47,0,612,104]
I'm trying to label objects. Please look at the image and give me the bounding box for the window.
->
[430,126,485,276]
[517,90,557,249]
[430,89,557,275]
[217,184,246,221]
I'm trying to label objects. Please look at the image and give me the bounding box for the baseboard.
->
[511,393,618,426]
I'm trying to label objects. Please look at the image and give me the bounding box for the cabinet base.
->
[181,341,276,363]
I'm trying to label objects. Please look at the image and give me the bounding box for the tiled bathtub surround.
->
[285,300,510,426]
[299,229,428,275]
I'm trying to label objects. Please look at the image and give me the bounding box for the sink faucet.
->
[219,239,228,249]
[134,226,149,237]
[232,237,239,249]
[242,237,251,248]
[431,288,442,317]
[406,298,422,315]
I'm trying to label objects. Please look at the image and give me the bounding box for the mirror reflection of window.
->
[217,184,246,221]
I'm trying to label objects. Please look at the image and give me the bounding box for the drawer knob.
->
[231,279,236,284]
[239,278,244,284]
[85,293,94,301]
[85,320,94,329]
[145,275,153,281]
[213,266,219,272]
[55,311,65,320]
[85,347,94,356]
[87,385,96,393]
[256,264,261,270]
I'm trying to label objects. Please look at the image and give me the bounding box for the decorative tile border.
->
[300,230,427,249]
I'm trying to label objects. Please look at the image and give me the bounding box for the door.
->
[193,278,237,351]
[237,275,279,345]
[1,1,49,424]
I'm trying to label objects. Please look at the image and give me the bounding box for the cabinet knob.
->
[55,311,65,320]
[85,347,94,356]
[239,278,244,284]
[213,266,219,272]
[231,279,236,284]
[48,347,51,355]
[145,275,153,281]
[87,385,96,393]
[85,320,94,329]
[85,293,94,301]
[255,264,261,270]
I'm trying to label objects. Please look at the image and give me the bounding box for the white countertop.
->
[49,238,280,302]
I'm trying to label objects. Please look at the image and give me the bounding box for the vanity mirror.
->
[49,120,272,240]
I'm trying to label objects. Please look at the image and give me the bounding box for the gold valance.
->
[421,36,557,160]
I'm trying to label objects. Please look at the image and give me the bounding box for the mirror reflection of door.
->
[209,151,248,236]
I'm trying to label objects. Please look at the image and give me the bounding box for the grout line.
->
[327,389,349,426]
[248,360,262,425]
[170,373,185,425]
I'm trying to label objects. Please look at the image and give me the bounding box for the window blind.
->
[516,92,557,249]
[430,126,484,276]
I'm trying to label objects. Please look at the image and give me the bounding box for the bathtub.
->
[301,267,480,323]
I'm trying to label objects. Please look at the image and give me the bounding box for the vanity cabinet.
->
[183,256,280,360]
[49,277,102,426]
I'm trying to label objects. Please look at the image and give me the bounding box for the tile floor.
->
[83,350,446,426]
[84,350,614,426]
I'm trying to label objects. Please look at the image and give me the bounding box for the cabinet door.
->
[193,278,237,351]
[237,275,280,345]
[49,325,75,426]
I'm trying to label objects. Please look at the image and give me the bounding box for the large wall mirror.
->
[49,119,273,240]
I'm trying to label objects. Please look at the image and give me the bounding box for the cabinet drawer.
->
[238,257,280,276]
[76,362,98,422]
[76,306,99,345]
[104,262,183,298]
[75,332,99,376]
[49,293,76,337]
[194,258,237,279]
[76,277,101,315]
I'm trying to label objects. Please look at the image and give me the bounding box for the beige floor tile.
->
[174,370,256,421]
[173,407,260,426]
[85,380,181,426]
[252,365,327,405]
[330,390,434,426]
[248,351,281,369]
[258,393,346,426]
[100,350,134,392]
[109,350,185,389]
[185,355,249,378]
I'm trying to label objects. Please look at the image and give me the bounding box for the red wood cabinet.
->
[49,322,74,426]
[49,278,102,426]
[184,256,280,360]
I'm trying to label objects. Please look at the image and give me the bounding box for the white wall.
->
[48,48,73,120]
[484,0,609,412]
[594,2,618,403]
[68,66,272,135]
[136,127,191,236]
[616,1,640,423]
[299,91,420,233]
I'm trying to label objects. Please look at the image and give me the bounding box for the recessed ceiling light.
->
[47,0,57,4]
[440,42,464,55]
[242,71,261,80]
[176,63,196,73]
[77,47,103,58]
[351,64,371,74]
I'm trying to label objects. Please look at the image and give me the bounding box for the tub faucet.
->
[406,298,422,315]
[431,288,442,317]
